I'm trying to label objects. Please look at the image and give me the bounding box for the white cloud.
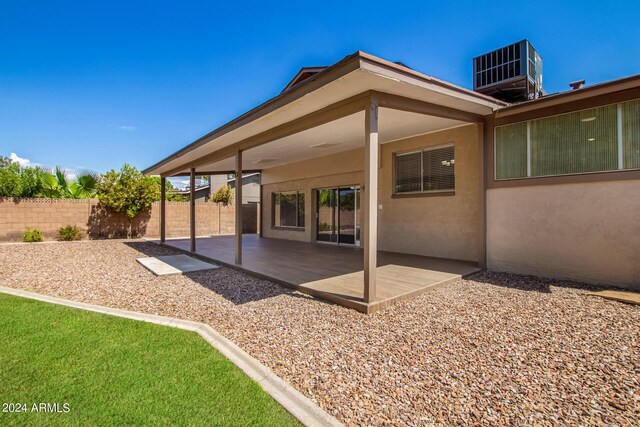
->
[117,125,137,131]
[172,179,190,190]
[9,152,31,167]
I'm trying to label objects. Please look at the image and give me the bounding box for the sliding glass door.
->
[316,187,360,246]
[316,189,337,243]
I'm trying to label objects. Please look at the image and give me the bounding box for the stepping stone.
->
[137,255,218,276]
[587,290,640,305]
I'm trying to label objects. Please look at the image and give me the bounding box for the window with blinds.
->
[495,123,527,179]
[494,98,640,180]
[623,99,640,169]
[394,145,455,194]
[272,191,305,228]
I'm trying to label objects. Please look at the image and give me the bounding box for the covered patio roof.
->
[143,51,507,177]
[146,51,505,309]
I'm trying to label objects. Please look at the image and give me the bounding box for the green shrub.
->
[166,192,189,202]
[212,184,233,206]
[58,225,83,241]
[23,228,44,243]
[97,164,159,219]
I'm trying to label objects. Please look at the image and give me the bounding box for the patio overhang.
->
[145,51,505,307]
[143,51,506,177]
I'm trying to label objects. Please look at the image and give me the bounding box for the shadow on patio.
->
[124,240,323,307]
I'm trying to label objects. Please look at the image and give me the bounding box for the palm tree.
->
[40,167,97,199]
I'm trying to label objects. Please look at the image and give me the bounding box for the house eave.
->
[143,51,507,177]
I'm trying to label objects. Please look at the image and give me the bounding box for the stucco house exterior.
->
[145,49,639,311]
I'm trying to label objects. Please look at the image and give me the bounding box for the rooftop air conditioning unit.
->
[473,39,544,102]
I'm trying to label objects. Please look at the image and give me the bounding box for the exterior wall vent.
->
[473,39,544,102]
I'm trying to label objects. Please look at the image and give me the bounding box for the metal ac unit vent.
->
[473,39,544,102]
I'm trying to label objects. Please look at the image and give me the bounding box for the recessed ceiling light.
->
[581,117,597,122]
[588,138,595,142]
[310,142,340,148]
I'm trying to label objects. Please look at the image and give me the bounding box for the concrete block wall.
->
[0,198,244,241]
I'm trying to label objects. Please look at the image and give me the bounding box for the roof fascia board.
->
[147,50,510,176]
[170,170,262,177]
[358,53,508,109]
[161,91,371,177]
[374,91,484,123]
[144,52,363,175]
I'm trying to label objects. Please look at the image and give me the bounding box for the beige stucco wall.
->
[378,124,481,262]
[261,148,364,242]
[486,180,640,289]
[260,124,482,263]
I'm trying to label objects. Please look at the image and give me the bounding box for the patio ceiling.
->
[190,109,467,173]
[145,51,506,176]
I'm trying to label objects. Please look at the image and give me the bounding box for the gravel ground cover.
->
[1,240,638,426]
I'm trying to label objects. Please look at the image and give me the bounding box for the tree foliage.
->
[0,156,11,168]
[0,158,97,199]
[211,184,233,206]
[96,164,159,219]
[0,162,43,197]
[151,176,189,202]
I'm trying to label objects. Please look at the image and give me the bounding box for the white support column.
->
[190,168,196,252]
[363,99,379,303]
[235,150,243,265]
[160,176,166,243]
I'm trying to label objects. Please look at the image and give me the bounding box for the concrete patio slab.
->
[153,235,481,313]
[587,290,640,305]
[137,254,218,276]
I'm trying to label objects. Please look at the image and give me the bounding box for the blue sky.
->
[1,0,639,175]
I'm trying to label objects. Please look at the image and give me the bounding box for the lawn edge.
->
[0,286,343,427]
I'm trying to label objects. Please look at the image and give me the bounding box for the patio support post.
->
[190,168,196,252]
[160,176,166,243]
[235,149,243,264]
[478,120,488,269]
[363,98,379,303]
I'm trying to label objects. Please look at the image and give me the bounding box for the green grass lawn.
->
[0,293,300,426]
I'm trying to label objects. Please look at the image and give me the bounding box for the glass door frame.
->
[314,185,360,247]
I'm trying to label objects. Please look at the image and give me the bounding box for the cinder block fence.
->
[0,198,256,241]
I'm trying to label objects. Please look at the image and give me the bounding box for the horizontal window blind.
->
[394,146,455,194]
[495,123,527,179]
[395,151,421,193]
[622,99,640,169]
[530,105,618,176]
[423,146,455,191]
